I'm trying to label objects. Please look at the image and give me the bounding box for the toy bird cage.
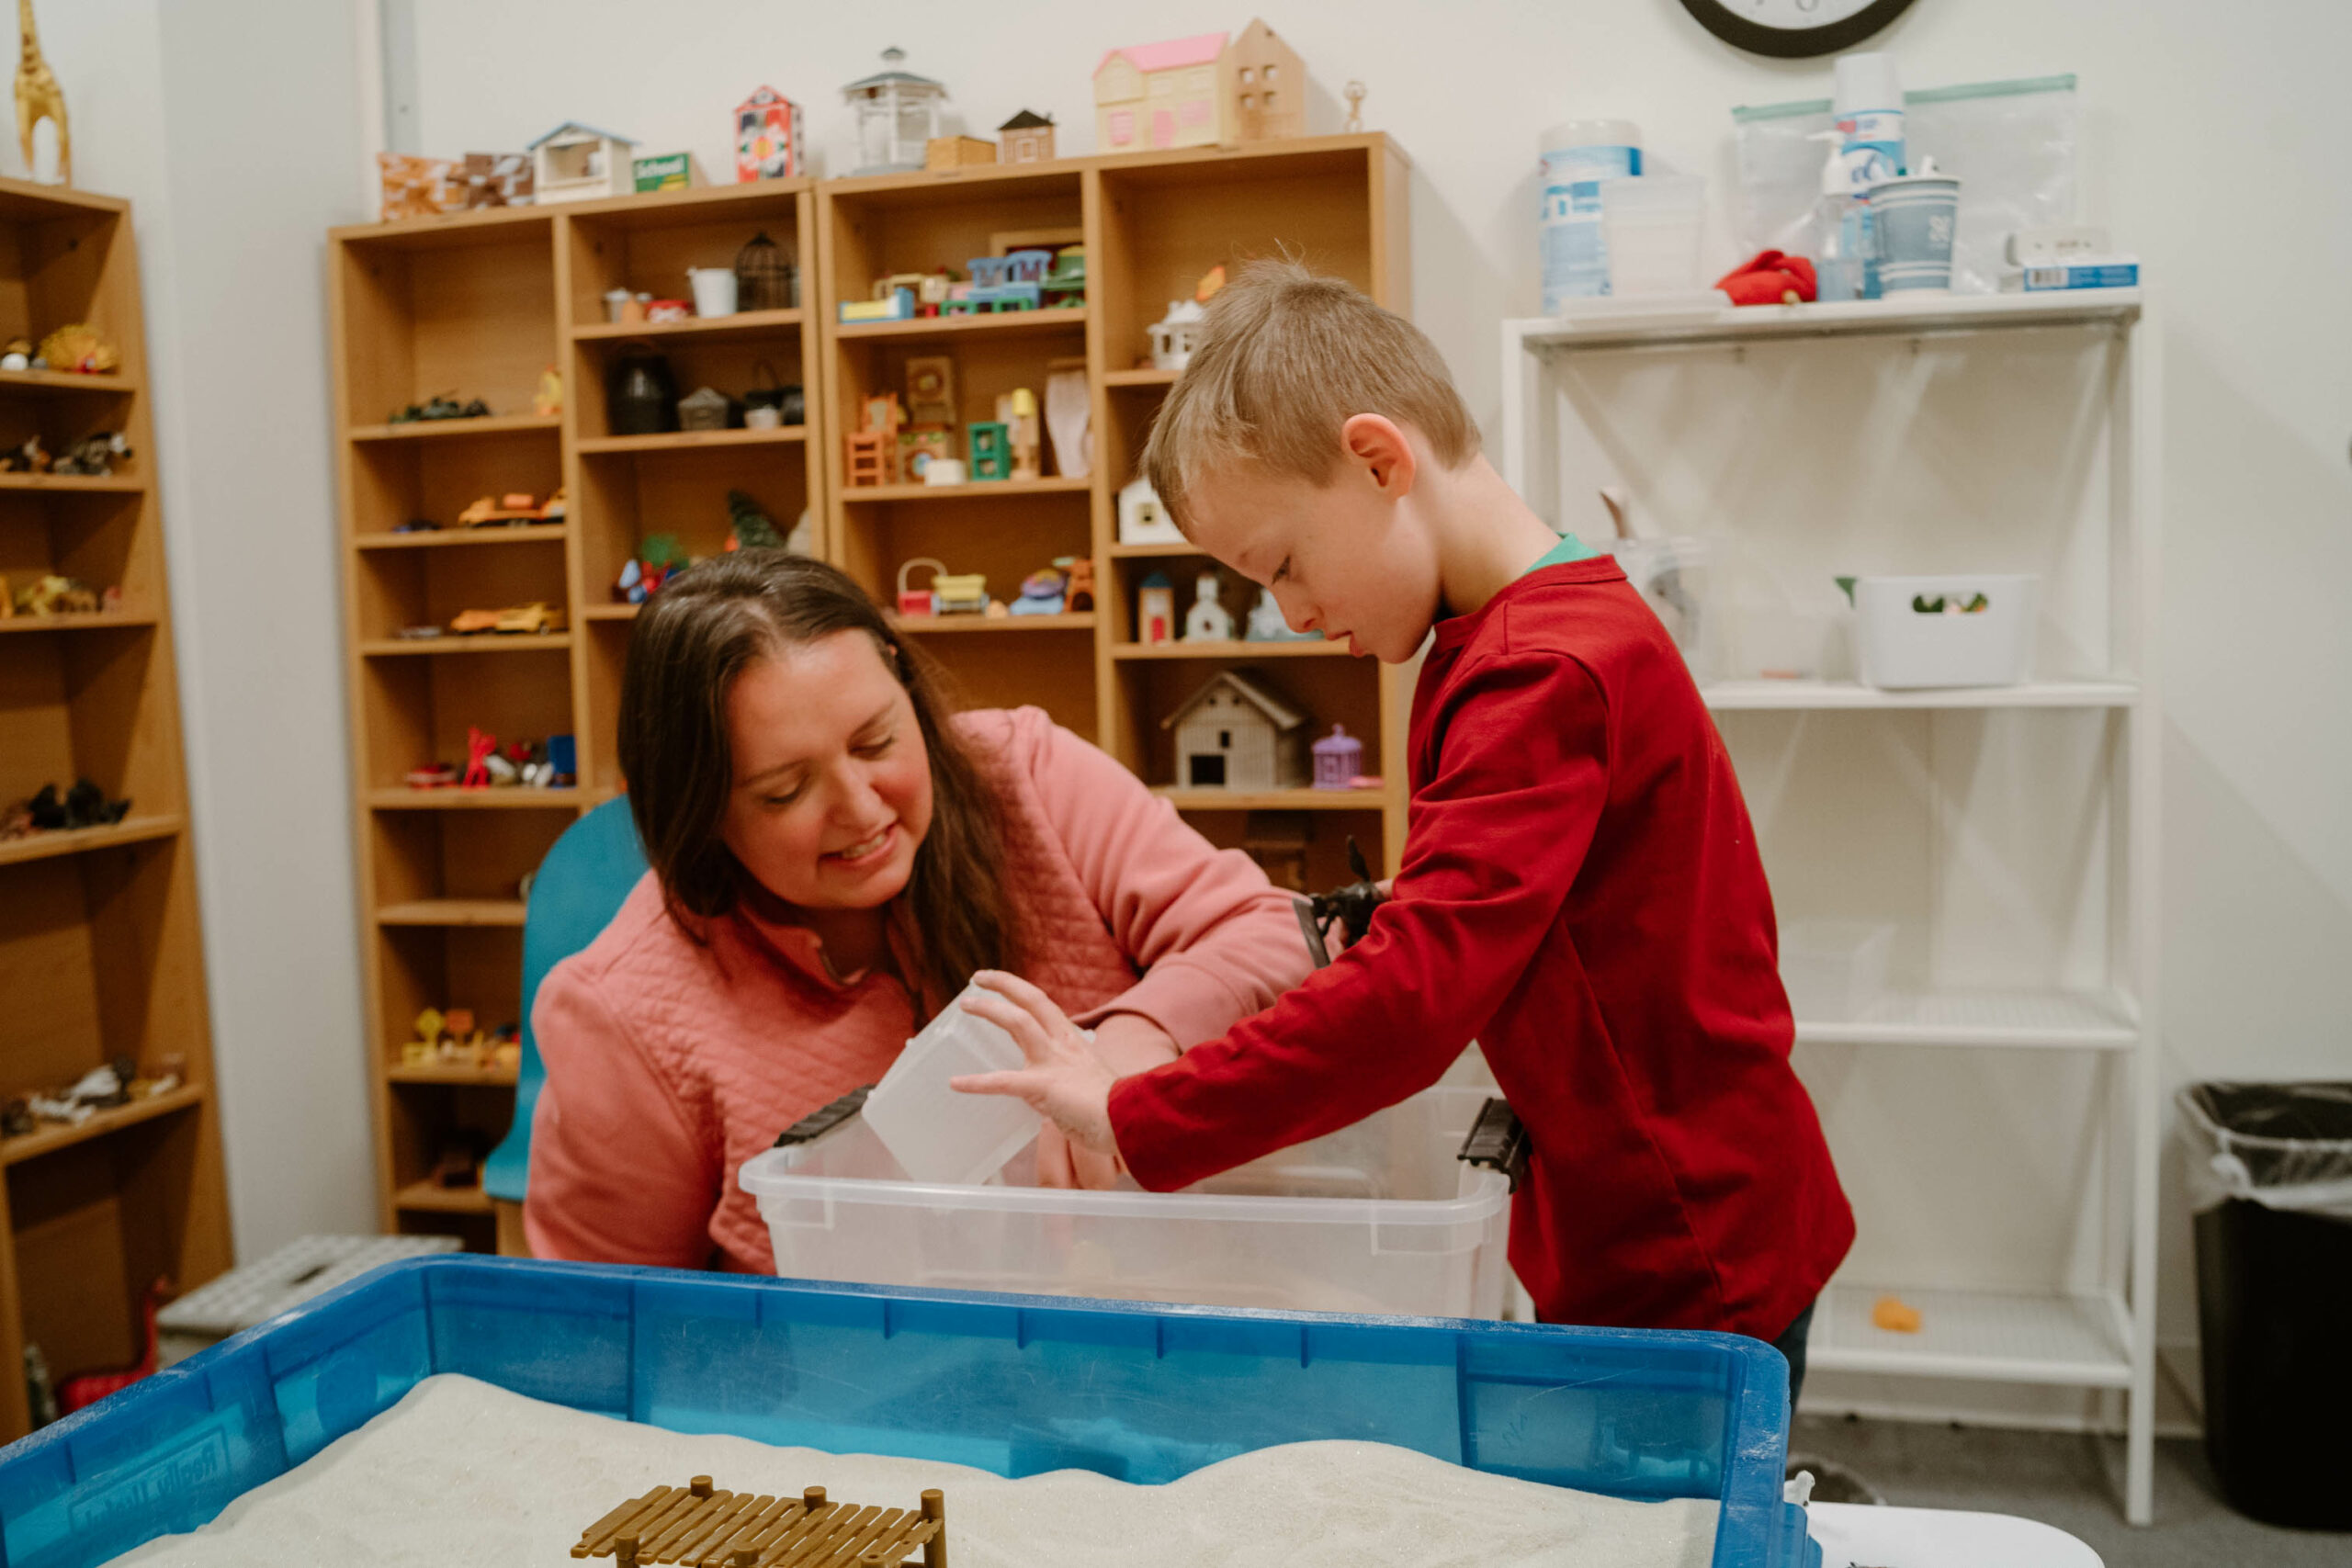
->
[843,48,948,175]
[735,230,796,310]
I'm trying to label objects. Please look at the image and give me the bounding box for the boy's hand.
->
[951,971,1122,1163]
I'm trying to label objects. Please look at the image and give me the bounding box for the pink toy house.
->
[736,85,806,182]
[1094,32,1229,152]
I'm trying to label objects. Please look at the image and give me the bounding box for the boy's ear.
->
[1341,413,1417,499]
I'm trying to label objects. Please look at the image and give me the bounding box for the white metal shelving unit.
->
[1503,288,2160,1522]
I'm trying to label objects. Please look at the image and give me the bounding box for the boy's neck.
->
[1429,456,1566,621]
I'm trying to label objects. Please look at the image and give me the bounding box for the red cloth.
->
[1110,558,1854,1340]
[1716,249,1818,307]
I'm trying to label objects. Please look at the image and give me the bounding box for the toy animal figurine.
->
[15,573,96,615]
[51,431,129,475]
[460,727,497,789]
[14,0,67,186]
[38,322,114,374]
[1,434,48,472]
[533,365,563,417]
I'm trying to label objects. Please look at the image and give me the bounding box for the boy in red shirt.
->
[956,261,1851,1389]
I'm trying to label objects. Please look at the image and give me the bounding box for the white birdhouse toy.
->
[1119,477,1182,546]
[843,48,949,175]
[1148,299,1208,372]
[1183,570,1234,642]
[528,122,637,204]
[1163,670,1309,791]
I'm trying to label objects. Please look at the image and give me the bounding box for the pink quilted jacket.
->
[523,706,1313,1272]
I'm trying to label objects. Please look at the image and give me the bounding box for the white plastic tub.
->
[739,1087,1511,1319]
[1600,174,1706,296]
[1854,573,2039,689]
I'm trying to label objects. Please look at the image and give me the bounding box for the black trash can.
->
[2179,1082,2352,1530]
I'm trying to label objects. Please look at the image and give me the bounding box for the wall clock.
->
[1679,0,1919,59]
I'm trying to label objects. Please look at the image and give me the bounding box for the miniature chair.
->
[481,796,650,1254]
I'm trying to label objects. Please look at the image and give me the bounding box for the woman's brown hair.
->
[617,549,1016,1015]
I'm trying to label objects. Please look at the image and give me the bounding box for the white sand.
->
[110,1374,1716,1568]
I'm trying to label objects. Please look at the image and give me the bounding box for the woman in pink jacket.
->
[524,552,1312,1271]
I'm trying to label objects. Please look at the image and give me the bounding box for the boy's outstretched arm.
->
[959,649,1611,1190]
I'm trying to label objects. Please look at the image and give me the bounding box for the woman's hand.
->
[952,971,1125,1167]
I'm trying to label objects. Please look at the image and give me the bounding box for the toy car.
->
[458,492,548,527]
[493,603,564,635]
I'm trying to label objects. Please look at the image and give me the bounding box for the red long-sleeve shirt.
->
[1110,556,1854,1340]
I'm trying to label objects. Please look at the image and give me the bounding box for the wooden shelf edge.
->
[393,1178,493,1213]
[890,613,1095,634]
[1113,639,1349,660]
[0,368,140,394]
[347,414,560,443]
[833,306,1090,341]
[355,525,571,550]
[576,427,808,455]
[366,788,588,811]
[0,472,142,492]
[0,813,182,868]
[0,612,158,634]
[358,634,573,656]
[842,476,1089,503]
[0,1082,206,1168]
[376,899,527,927]
[1103,367,1180,387]
[386,1065,520,1088]
[1108,542,1208,558]
[571,308,805,342]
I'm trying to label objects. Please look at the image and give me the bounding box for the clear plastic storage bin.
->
[739,1087,1511,1319]
[1778,920,1894,1021]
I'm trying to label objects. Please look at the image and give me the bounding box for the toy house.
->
[1137,571,1176,645]
[1148,299,1208,371]
[528,123,637,204]
[1119,476,1182,545]
[1226,18,1306,142]
[1164,670,1308,790]
[999,109,1057,164]
[1095,32,1229,153]
[1312,724,1364,788]
[736,85,806,182]
[843,48,947,175]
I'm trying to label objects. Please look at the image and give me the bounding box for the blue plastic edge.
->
[0,1258,1815,1568]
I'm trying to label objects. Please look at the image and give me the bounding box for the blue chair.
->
[481,797,649,1232]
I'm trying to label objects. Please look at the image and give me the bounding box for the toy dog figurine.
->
[51,431,130,475]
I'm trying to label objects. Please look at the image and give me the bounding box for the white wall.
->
[399,0,2352,1400]
[15,1,378,1258]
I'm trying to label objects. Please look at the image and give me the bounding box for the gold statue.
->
[15,0,66,186]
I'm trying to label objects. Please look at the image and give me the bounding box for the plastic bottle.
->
[1832,53,1904,300]
[1538,119,1641,310]
[1808,132,1860,302]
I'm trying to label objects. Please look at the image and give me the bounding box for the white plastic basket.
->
[739,1087,1510,1319]
[1854,574,2039,689]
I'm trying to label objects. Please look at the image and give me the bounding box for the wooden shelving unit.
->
[0,177,229,1441]
[328,179,821,1248]
[817,134,1413,887]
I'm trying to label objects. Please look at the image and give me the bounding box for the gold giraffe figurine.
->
[15,0,67,186]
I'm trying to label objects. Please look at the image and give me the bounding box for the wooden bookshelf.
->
[328,178,822,1249]
[0,177,229,1441]
[818,134,1413,880]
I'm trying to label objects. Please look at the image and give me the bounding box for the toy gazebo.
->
[1312,724,1363,789]
[528,122,636,203]
[1163,670,1308,791]
[843,48,947,175]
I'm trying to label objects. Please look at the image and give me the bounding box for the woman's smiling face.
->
[718,629,933,911]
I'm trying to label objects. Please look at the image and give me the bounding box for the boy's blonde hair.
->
[1141,258,1478,531]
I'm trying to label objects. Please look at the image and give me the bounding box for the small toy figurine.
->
[999,388,1041,479]
[449,609,502,634]
[533,365,563,417]
[38,324,115,375]
[51,431,127,475]
[727,490,785,551]
[1137,570,1176,646]
[389,394,491,423]
[0,337,29,370]
[1010,566,1067,615]
[1344,80,1367,133]
[1311,724,1364,789]
[1,434,49,471]
[1182,570,1233,642]
[460,727,497,789]
[1060,556,1095,612]
[493,603,562,635]
[14,574,97,615]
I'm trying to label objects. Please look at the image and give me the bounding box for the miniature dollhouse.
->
[1148,299,1208,371]
[1094,32,1229,152]
[843,48,948,175]
[1183,570,1234,641]
[1164,670,1309,790]
[1119,477,1182,545]
[736,85,806,181]
[528,122,637,203]
[1137,571,1177,645]
[1094,21,1308,154]
[1227,19,1306,142]
[999,109,1057,164]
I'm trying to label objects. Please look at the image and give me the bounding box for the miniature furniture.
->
[332,175,823,1252]
[0,176,230,1442]
[1164,671,1308,790]
[481,797,648,1256]
[530,122,637,203]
